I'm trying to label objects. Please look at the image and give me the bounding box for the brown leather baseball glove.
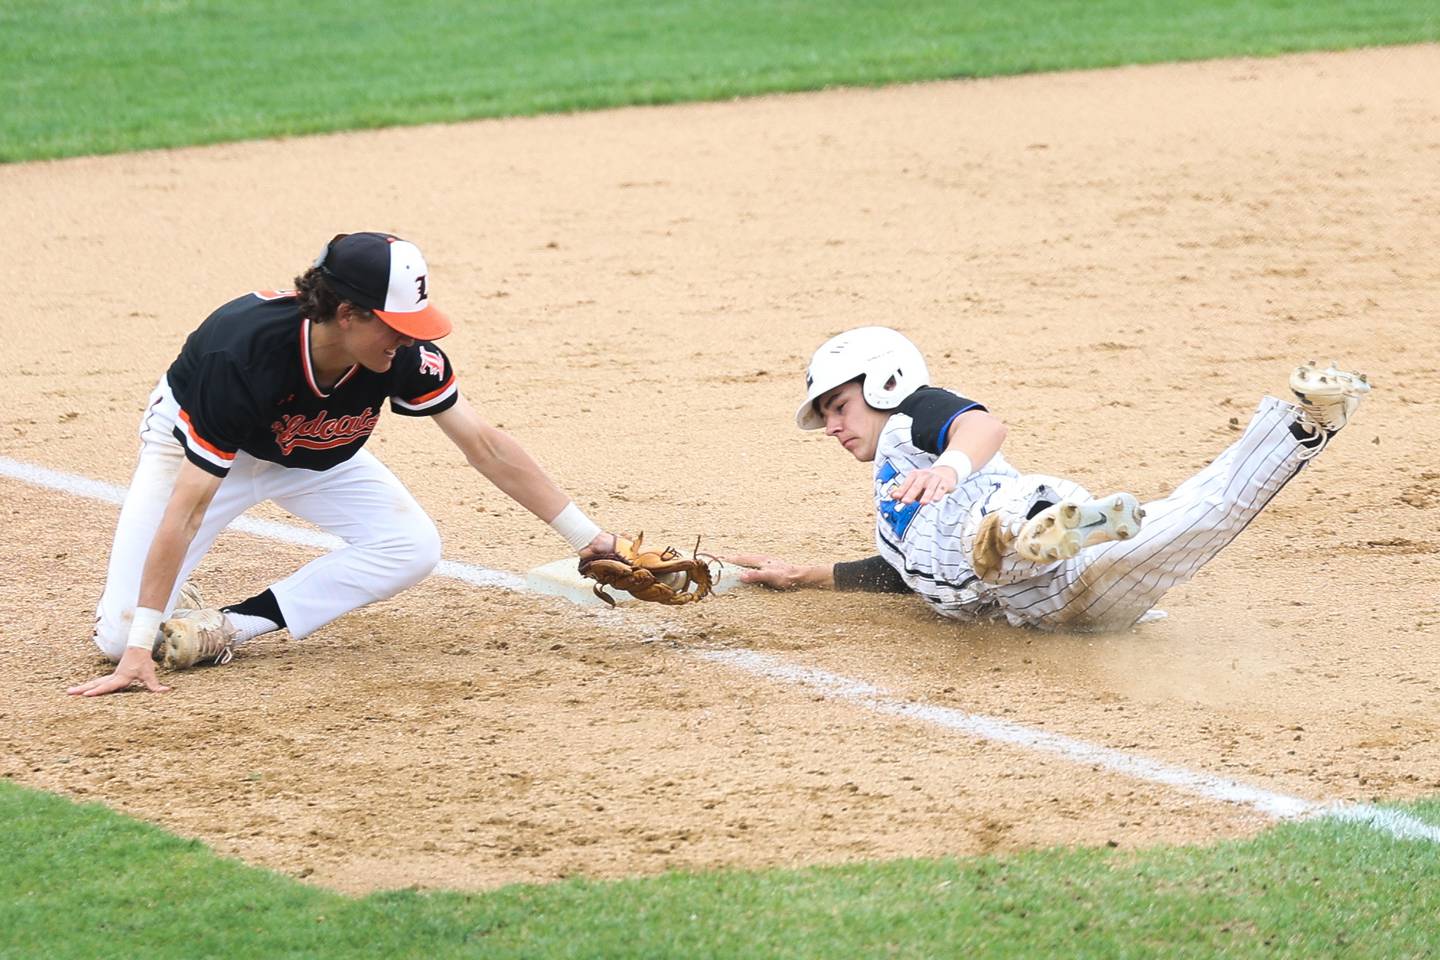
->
[578,533,717,606]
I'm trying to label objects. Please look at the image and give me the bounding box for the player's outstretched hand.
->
[66,647,170,697]
[725,554,833,590]
[891,466,959,505]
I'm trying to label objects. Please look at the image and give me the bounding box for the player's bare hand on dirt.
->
[66,647,171,697]
[726,554,832,590]
[892,466,959,505]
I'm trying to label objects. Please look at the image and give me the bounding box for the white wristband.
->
[126,607,165,651]
[934,449,974,481]
[549,502,602,552]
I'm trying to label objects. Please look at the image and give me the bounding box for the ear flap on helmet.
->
[860,355,927,412]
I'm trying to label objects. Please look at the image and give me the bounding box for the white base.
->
[525,556,745,607]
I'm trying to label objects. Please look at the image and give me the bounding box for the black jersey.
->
[165,291,459,476]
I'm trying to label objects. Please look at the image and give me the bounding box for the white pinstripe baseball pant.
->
[973,396,1313,631]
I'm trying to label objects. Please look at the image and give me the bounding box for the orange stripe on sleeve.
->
[406,375,456,406]
[178,408,237,461]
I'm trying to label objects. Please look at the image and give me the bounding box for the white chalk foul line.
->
[695,649,1440,843]
[4,454,1435,843]
[696,650,1310,819]
[0,456,524,591]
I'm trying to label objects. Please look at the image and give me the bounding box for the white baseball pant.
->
[92,378,441,661]
[965,396,1312,631]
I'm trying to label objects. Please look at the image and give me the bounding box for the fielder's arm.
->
[67,460,222,697]
[432,394,613,555]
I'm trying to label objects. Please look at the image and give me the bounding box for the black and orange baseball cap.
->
[315,232,452,340]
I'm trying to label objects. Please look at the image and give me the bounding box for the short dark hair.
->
[294,266,375,325]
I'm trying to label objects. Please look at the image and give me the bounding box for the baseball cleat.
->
[157,609,238,669]
[1290,361,1370,434]
[1015,493,1144,564]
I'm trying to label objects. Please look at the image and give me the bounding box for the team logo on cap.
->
[318,232,451,340]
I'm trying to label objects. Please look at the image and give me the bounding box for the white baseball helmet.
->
[795,326,930,430]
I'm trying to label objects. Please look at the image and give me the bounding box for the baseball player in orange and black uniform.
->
[70,232,617,697]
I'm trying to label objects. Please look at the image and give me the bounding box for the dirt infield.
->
[2,45,1437,894]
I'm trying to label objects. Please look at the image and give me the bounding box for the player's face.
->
[818,381,888,462]
[344,309,415,373]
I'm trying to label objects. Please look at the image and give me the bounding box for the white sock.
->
[223,612,280,645]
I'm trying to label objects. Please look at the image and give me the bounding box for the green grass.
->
[1,0,1436,161]
[6,4,1439,954]
[3,780,1438,959]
